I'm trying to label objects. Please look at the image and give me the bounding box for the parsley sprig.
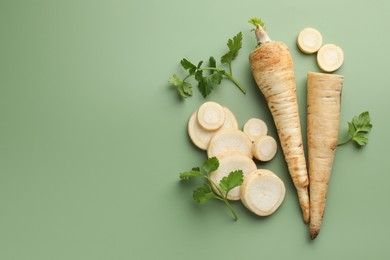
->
[338,111,373,146]
[169,32,246,98]
[179,157,244,221]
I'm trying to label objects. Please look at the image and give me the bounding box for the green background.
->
[1,0,388,259]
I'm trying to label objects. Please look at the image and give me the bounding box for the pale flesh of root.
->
[249,40,310,223]
[207,128,253,158]
[187,107,238,150]
[297,27,323,54]
[240,169,286,216]
[243,118,268,142]
[307,71,343,240]
[317,44,344,72]
[197,101,225,131]
[252,135,277,161]
[209,152,257,200]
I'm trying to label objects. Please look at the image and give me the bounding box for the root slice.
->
[252,135,277,161]
[208,129,253,158]
[210,152,257,200]
[243,118,268,142]
[317,44,344,72]
[197,101,225,130]
[240,169,286,216]
[297,27,323,54]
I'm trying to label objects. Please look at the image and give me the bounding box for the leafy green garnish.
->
[179,157,244,221]
[338,111,373,146]
[248,17,266,30]
[169,32,246,98]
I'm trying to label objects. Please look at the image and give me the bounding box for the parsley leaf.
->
[202,157,219,174]
[339,111,373,146]
[221,32,243,65]
[179,168,205,180]
[193,183,218,204]
[248,17,266,30]
[168,74,192,98]
[178,157,241,220]
[168,32,246,98]
[219,170,244,193]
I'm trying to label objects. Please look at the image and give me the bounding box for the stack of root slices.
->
[188,101,285,216]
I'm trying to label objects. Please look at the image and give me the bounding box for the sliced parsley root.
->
[240,169,285,217]
[179,157,244,221]
[169,32,246,98]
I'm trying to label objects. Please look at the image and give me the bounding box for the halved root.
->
[243,118,268,142]
[297,27,323,54]
[197,101,225,130]
[252,135,277,161]
[208,129,253,158]
[317,44,344,72]
[240,169,286,216]
[210,152,257,200]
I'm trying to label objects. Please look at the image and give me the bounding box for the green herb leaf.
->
[168,74,192,98]
[352,111,372,133]
[179,170,205,180]
[193,183,218,204]
[219,170,244,192]
[180,59,197,75]
[209,56,216,68]
[339,111,373,146]
[202,157,219,174]
[353,133,368,146]
[221,32,243,65]
[248,17,266,30]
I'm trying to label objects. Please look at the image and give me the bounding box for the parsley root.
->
[248,18,310,223]
[307,71,344,240]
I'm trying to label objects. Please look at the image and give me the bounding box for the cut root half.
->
[208,129,253,158]
[240,169,286,216]
[210,152,257,200]
[197,102,225,130]
[243,118,268,142]
[252,135,277,161]
[297,27,323,54]
[317,44,344,72]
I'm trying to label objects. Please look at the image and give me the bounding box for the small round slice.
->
[240,169,286,216]
[243,118,268,142]
[210,152,257,200]
[197,102,225,130]
[208,129,253,158]
[252,135,277,161]
[317,44,344,72]
[187,107,238,150]
[297,27,323,54]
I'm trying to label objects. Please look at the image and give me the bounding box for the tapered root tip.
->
[310,229,320,240]
[303,209,310,224]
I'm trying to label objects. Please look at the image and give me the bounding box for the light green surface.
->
[0,0,388,259]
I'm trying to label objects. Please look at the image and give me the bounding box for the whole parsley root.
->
[248,18,310,223]
[306,72,344,240]
[169,32,246,98]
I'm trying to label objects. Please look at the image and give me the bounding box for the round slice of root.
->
[222,107,238,129]
[188,111,216,150]
[240,169,286,216]
[317,44,344,72]
[297,27,323,54]
[243,118,268,142]
[197,102,225,130]
[210,152,257,200]
[188,108,238,150]
[208,129,253,158]
[252,135,277,161]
